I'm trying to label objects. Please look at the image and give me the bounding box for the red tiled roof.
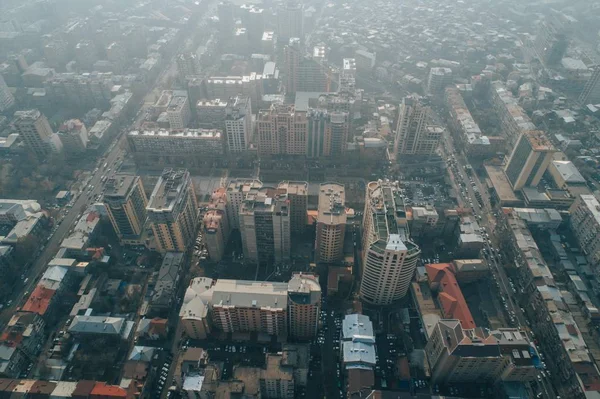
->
[149,318,168,337]
[426,263,475,330]
[21,285,56,316]
[90,382,127,398]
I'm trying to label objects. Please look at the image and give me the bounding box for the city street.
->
[439,129,557,399]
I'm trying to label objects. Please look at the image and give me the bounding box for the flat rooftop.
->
[129,129,221,139]
[104,175,137,199]
[211,279,288,309]
[147,168,190,212]
[523,130,555,152]
[318,183,346,225]
[484,164,521,205]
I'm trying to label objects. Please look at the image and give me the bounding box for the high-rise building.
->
[217,1,236,34]
[426,320,539,384]
[103,175,149,245]
[339,58,356,93]
[426,67,453,95]
[359,181,421,305]
[533,16,570,66]
[569,194,600,266]
[277,181,308,234]
[277,2,304,41]
[166,92,191,129]
[43,39,68,69]
[579,66,600,105]
[284,39,332,95]
[394,97,442,157]
[74,40,97,71]
[287,273,321,340]
[13,109,56,159]
[0,74,15,112]
[57,119,88,157]
[316,183,346,264]
[489,81,536,149]
[176,52,201,80]
[504,130,556,190]
[203,188,230,262]
[147,168,199,253]
[239,187,291,264]
[256,104,308,156]
[226,179,263,230]
[127,129,224,169]
[106,42,127,73]
[306,94,352,158]
[205,74,264,111]
[224,96,253,153]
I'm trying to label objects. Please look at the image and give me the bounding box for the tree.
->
[14,235,38,265]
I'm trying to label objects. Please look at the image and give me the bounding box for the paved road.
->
[439,129,557,399]
[0,134,126,328]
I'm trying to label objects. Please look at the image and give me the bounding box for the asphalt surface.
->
[439,129,557,399]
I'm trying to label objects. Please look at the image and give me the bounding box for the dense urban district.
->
[0,0,599,398]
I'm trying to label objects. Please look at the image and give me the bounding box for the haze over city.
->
[0,0,599,398]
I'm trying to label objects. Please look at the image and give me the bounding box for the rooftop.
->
[578,195,600,227]
[69,315,126,336]
[484,164,520,204]
[318,183,346,226]
[147,168,191,213]
[426,263,476,330]
[211,279,288,310]
[104,174,139,199]
[342,314,374,341]
[522,130,555,152]
[551,160,586,184]
[129,129,221,139]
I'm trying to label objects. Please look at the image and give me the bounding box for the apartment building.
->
[277,2,303,41]
[284,38,331,95]
[497,207,600,399]
[307,110,349,158]
[224,95,252,153]
[103,175,148,245]
[579,66,600,105]
[146,168,199,253]
[127,129,223,169]
[203,188,230,262]
[359,181,421,305]
[394,96,442,157]
[256,104,308,156]
[570,194,600,266]
[211,279,288,337]
[0,74,14,112]
[226,179,263,230]
[445,87,504,158]
[57,119,88,156]
[196,98,227,129]
[13,109,58,159]
[489,81,536,149]
[204,73,263,111]
[504,130,556,190]
[180,277,214,339]
[316,183,346,264]
[287,273,321,340]
[426,320,538,384]
[166,93,191,129]
[426,67,453,95]
[277,181,308,234]
[339,58,356,93]
[239,187,291,264]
